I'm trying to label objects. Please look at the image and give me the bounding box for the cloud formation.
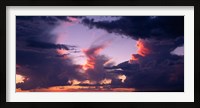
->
[16,16,184,91]
[82,16,184,91]
[27,40,76,50]
[107,39,184,91]
[81,41,116,82]
[16,16,85,90]
[82,16,184,40]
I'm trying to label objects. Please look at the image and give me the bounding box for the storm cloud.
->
[27,40,76,50]
[82,16,184,40]
[82,16,184,91]
[16,16,85,90]
[16,16,184,91]
[106,39,184,91]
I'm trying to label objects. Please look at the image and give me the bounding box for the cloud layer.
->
[16,16,184,91]
[82,16,184,40]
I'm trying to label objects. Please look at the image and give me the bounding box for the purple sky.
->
[16,16,184,92]
[50,17,183,65]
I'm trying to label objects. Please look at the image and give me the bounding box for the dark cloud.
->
[106,39,184,91]
[16,50,85,90]
[27,40,77,50]
[16,50,69,90]
[82,16,184,41]
[16,16,79,40]
[16,16,85,90]
[16,16,59,50]
[16,16,184,91]
[137,38,184,55]
[125,56,183,91]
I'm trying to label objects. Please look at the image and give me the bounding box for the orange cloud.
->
[16,85,136,92]
[56,49,69,59]
[118,75,126,83]
[81,57,95,70]
[57,49,68,55]
[81,42,110,71]
[129,54,139,63]
[99,78,112,85]
[82,80,96,85]
[16,74,27,84]
[16,88,29,92]
[136,39,150,56]
[129,39,151,63]
[68,79,81,85]
[68,79,97,85]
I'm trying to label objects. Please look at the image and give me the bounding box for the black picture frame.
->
[0,0,199,107]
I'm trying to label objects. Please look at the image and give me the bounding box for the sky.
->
[16,16,184,92]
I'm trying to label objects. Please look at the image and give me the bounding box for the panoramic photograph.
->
[16,16,184,92]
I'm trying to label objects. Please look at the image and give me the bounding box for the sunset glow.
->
[16,85,136,92]
[81,59,95,70]
[57,49,69,55]
[99,78,112,85]
[136,39,150,56]
[129,54,139,63]
[16,74,26,84]
[16,16,184,92]
[118,75,126,83]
